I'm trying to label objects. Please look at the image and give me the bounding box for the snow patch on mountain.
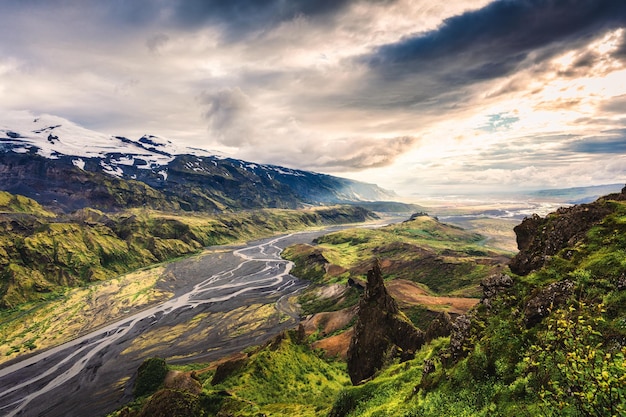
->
[100,161,124,178]
[0,112,396,208]
[0,112,219,178]
[271,166,305,177]
[72,158,85,170]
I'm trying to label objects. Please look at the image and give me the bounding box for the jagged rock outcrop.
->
[510,186,626,275]
[424,311,454,341]
[442,314,473,364]
[347,260,424,385]
[480,273,513,308]
[523,279,574,327]
[438,275,514,365]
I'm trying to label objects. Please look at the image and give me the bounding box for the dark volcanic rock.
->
[509,188,626,275]
[347,260,424,385]
[444,314,472,364]
[480,273,513,308]
[424,311,454,341]
[524,280,574,327]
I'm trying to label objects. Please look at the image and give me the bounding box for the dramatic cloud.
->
[199,87,256,146]
[568,133,626,154]
[170,0,355,35]
[367,0,626,74]
[303,136,419,171]
[352,0,626,112]
[1,0,625,196]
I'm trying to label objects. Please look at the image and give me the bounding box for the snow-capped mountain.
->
[0,114,395,212]
[1,113,215,174]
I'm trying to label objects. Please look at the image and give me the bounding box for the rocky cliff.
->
[510,185,626,275]
[347,260,424,385]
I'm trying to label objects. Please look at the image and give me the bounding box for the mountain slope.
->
[0,114,394,212]
[326,187,626,416]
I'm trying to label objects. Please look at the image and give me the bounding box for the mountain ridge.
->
[0,114,394,212]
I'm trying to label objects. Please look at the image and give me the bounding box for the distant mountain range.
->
[528,183,625,204]
[0,114,395,212]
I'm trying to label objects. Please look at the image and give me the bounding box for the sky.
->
[1,0,626,197]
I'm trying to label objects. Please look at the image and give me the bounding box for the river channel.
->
[0,228,342,417]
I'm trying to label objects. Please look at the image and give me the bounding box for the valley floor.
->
[0,229,349,417]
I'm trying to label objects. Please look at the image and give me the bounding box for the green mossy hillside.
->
[0,193,375,308]
[283,214,510,315]
[111,331,350,417]
[0,191,55,217]
[325,196,626,416]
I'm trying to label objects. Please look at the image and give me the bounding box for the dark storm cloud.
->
[172,0,351,28]
[168,0,401,42]
[368,0,626,74]
[0,0,165,26]
[358,0,626,107]
[568,133,626,154]
[0,0,378,41]
[168,0,398,41]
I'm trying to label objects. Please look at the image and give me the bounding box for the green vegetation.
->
[111,331,350,417]
[322,198,626,416]
[134,357,169,397]
[211,333,348,413]
[329,338,450,417]
[9,185,626,417]
[0,192,374,308]
[528,305,626,416]
[112,196,626,416]
[283,214,509,315]
[0,191,56,217]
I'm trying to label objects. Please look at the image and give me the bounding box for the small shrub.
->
[134,357,169,397]
[526,304,626,416]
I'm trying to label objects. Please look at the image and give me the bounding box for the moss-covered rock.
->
[347,260,424,384]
